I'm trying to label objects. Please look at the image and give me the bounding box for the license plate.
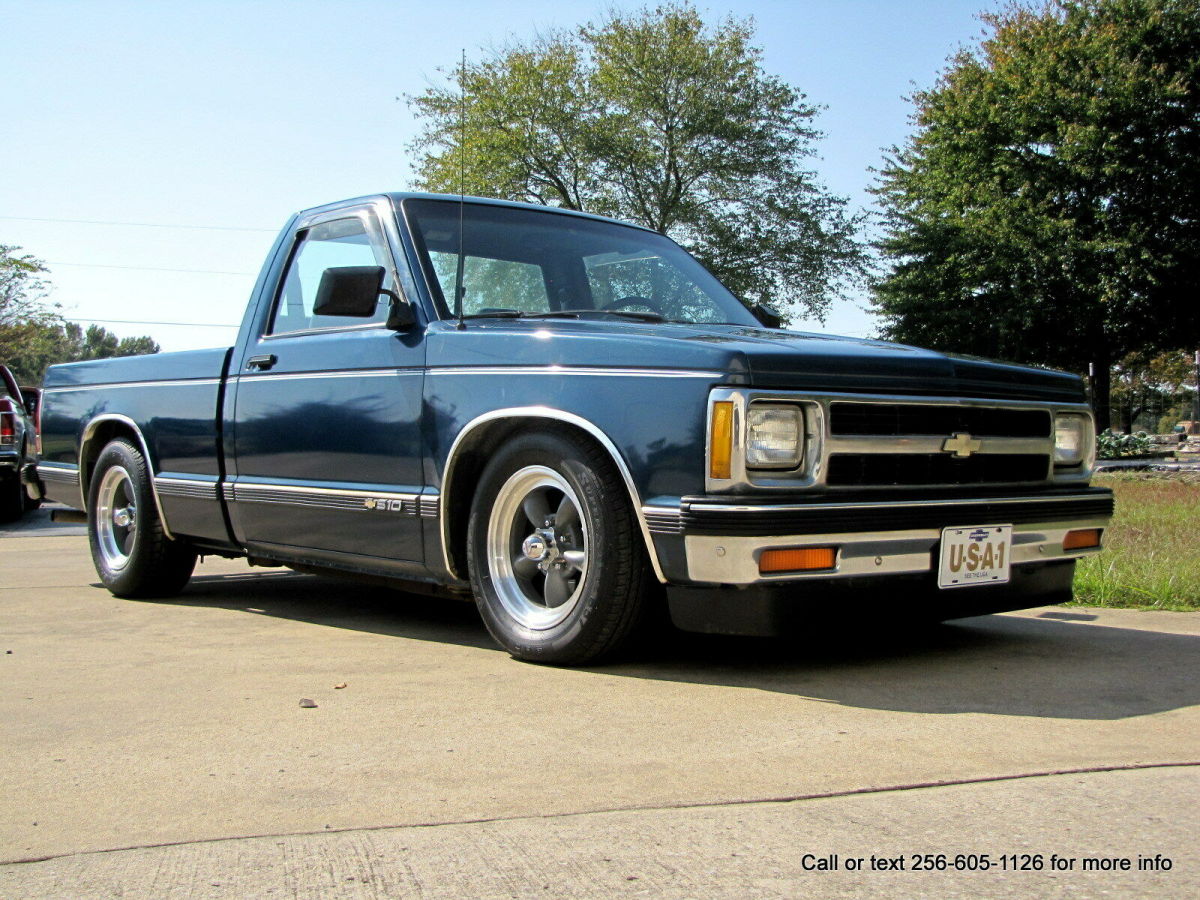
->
[937,524,1012,589]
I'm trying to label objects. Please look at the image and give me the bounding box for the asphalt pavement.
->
[2,505,1197,897]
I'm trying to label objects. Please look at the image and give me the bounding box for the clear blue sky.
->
[1,0,994,352]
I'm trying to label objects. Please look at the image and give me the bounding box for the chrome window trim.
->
[264,198,414,340]
[706,388,1095,493]
[79,414,173,539]
[440,406,668,584]
[397,198,443,319]
[260,321,389,341]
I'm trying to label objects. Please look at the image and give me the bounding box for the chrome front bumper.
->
[646,490,1113,586]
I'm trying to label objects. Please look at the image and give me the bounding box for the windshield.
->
[403,199,758,326]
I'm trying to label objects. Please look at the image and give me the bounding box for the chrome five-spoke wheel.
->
[95,464,137,570]
[487,465,589,630]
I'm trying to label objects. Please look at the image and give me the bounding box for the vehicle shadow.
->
[156,570,1200,723]
[171,570,495,650]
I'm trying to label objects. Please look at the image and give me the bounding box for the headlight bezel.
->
[706,389,822,491]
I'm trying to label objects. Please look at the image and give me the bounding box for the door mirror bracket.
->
[385,290,416,330]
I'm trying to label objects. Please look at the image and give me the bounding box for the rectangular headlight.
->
[747,404,803,468]
[1054,413,1090,465]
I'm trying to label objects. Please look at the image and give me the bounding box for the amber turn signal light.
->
[759,546,837,574]
[1063,529,1102,551]
[709,401,734,480]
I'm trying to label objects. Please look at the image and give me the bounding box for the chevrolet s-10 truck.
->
[32,193,1112,663]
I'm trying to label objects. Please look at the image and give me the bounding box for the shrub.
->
[1096,430,1151,459]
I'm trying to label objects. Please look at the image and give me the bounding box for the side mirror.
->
[750,303,783,329]
[313,266,387,317]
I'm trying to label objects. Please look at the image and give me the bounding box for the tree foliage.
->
[1110,347,1198,431]
[872,0,1200,426]
[408,2,866,320]
[0,245,159,384]
[1,244,56,329]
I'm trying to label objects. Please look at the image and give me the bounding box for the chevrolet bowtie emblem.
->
[942,432,983,458]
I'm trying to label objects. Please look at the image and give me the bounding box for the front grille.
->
[826,453,1050,487]
[829,403,1051,438]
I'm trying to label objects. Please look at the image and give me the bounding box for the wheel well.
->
[80,420,142,508]
[442,418,636,580]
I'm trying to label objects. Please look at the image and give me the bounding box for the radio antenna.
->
[454,47,467,330]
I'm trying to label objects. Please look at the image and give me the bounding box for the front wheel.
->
[467,431,652,665]
[88,438,196,597]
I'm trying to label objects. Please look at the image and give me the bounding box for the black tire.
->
[0,470,22,522]
[467,430,652,665]
[87,438,197,598]
[21,442,42,513]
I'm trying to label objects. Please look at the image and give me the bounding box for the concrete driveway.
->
[2,507,1197,897]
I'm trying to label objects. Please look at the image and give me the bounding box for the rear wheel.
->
[467,430,651,665]
[0,440,32,521]
[0,470,22,522]
[88,438,196,597]
[21,441,42,512]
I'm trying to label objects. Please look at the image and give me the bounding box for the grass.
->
[1071,472,1200,611]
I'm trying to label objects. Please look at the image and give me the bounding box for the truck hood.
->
[700,325,1084,403]
[435,320,1085,404]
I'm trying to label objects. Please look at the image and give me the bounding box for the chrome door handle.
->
[246,354,277,371]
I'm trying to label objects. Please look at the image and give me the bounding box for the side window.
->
[270,216,393,335]
[428,252,551,315]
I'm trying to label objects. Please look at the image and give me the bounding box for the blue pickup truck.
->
[32,193,1112,663]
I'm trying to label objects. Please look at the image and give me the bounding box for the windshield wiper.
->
[598,309,667,322]
[460,308,679,324]
[459,309,526,319]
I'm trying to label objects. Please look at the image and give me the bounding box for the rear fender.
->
[79,414,173,539]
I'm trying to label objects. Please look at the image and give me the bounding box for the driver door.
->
[229,202,427,568]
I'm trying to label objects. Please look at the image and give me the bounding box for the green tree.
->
[0,245,159,383]
[1111,348,1197,431]
[1,245,60,383]
[872,0,1200,428]
[409,2,866,320]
